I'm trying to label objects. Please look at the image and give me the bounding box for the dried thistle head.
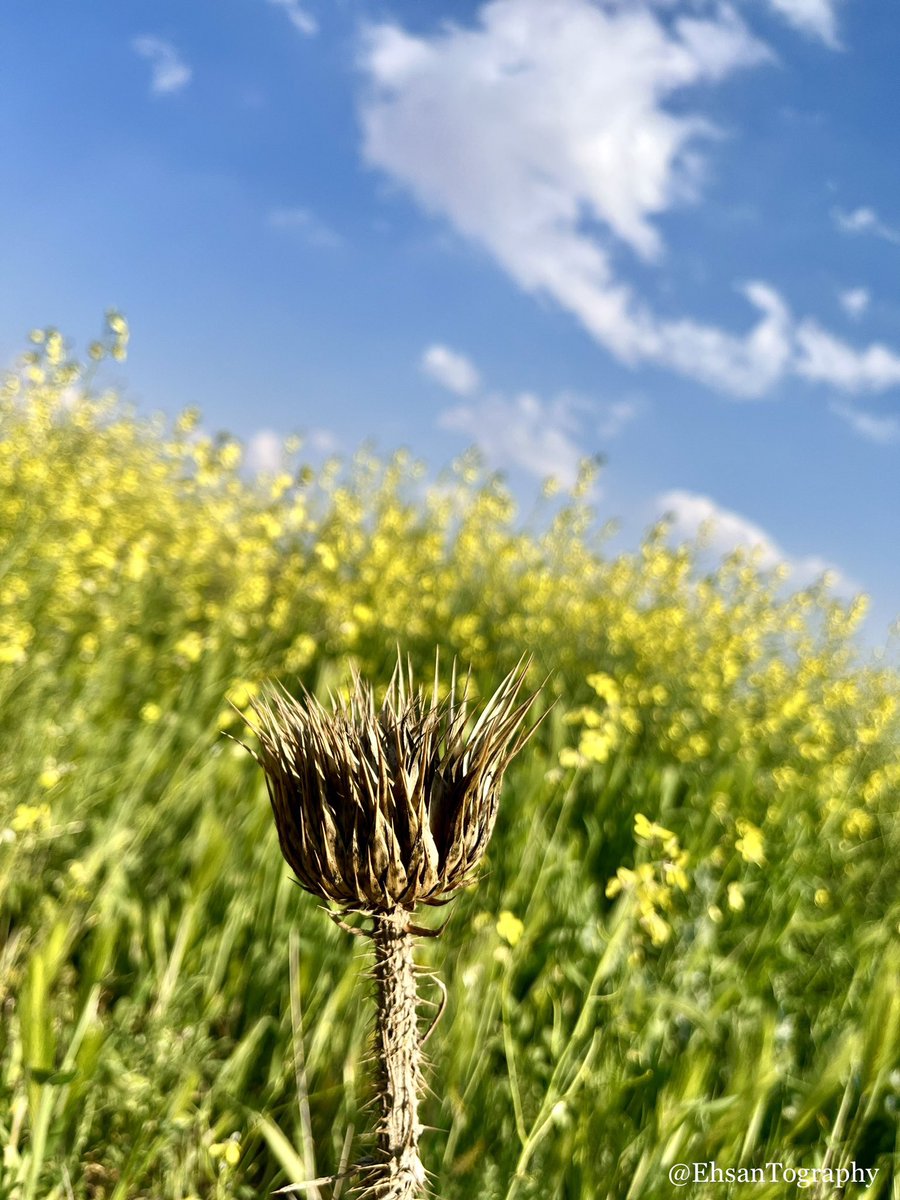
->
[246,655,542,913]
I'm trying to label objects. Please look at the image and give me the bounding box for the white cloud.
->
[764,0,842,47]
[838,287,870,320]
[268,206,342,248]
[436,388,635,487]
[830,401,900,445]
[246,427,339,474]
[439,391,595,487]
[795,321,900,392]
[246,429,284,474]
[421,344,481,395]
[132,36,192,96]
[267,0,318,36]
[359,1,900,401]
[834,206,900,245]
[656,489,856,593]
[361,0,769,264]
[307,428,339,455]
[596,397,640,440]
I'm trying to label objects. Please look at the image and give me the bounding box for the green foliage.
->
[1,321,898,1199]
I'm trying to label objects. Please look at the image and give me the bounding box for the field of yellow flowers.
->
[1,316,898,1199]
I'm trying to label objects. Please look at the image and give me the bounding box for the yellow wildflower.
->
[735,820,765,866]
[12,803,51,833]
[726,882,745,912]
[586,673,620,707]
[174,631,204,663]
[843,809,875,840]
[496,910,524,947]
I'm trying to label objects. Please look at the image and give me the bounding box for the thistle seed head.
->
[247,655,541,913]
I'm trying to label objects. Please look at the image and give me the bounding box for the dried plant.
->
[244,654,542,1199]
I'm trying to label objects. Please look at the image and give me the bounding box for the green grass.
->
[1,666,897,1200]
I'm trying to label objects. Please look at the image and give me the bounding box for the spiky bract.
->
[249,656,539,912]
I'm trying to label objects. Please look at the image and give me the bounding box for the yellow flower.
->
[39,763,63,790]
[219,442,242,470]
[842,809,875,840]
[726,882,745,912]
[79,632,99,660]
[662,853,690,893]
[605,868,632,899]
[579,728,616,763]
[496,910,524,947]
[12,803,51,833]
[735,820,765,865]
[315,542,337,571]
[175,407,201,434]
[284,634,316,672]
[174,631,204,663]
[140,702,162,724]
[643,911,671,947]
[225,680,259,711]
[634,812,675,845]
[586,673,620,707]
[209,1136,241,1166]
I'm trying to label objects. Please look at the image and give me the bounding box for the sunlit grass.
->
[0,320,897,1199]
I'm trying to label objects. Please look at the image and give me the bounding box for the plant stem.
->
[369,909,426,1200]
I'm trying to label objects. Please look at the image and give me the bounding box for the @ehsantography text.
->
[667,1161,879,1188]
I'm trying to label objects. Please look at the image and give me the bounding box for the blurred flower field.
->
[1,318,898,1199]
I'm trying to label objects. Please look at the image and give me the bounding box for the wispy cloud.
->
[267,0,318,37]
[307,428,340,455]
[246,426,339,474]
[246,429,284,474]
[268,206,342,248]
[795,321,900,392]
[764,0,843,48]
[595,398,640,440]
[838,287,870,320]
[421,345,481,396]
[439,391,592,488]
[359,1,900,401]
[132,36,192,96]
[833,206,900,245]
[830,401,900,445]
[656,489,857,594]
[435,385,637,488]
[418,335,640,480]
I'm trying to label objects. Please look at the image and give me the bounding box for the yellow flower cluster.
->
[10,803,51,834]
[1,319,896,926]
[606,814,690,947]
[558,535,898,915]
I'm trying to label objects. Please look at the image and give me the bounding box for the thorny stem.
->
[365,909,427,1200]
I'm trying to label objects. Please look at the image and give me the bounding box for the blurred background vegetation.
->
[1,317,898,1199]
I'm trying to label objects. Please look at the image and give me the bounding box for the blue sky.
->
[2,0,898,642]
